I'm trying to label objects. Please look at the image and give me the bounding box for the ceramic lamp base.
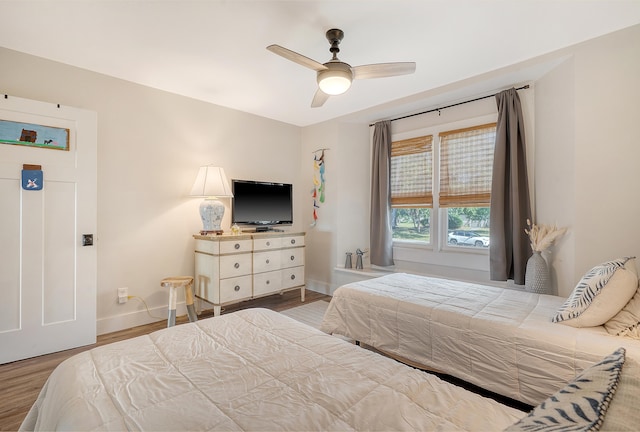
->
[199,198,225,233]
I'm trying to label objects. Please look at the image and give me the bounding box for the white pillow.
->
[604,289,640,338]
[553,257,637,328]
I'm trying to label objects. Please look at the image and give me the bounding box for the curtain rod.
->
[369,84,530,127]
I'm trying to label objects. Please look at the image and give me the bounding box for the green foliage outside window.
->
[391,208,430,241]
[391,207,491,243]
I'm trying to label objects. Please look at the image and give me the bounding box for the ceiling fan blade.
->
[352,62,416,79]
[311,88,330,108]
[266,44,328,72]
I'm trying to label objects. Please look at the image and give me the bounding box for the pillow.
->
[553,257,637,327]
[624,257,639,277]
[600,350,640,430]
[604,289,640,338]
[505,347,625,432]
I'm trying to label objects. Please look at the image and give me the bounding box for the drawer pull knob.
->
[291,239,295,244]
[234,285,240,292]
[266,259,270,264]
[234,243,240,249]
[266,280,270,285]
[266,241,271,246]
[234,263,240,269]
[290,255,295,261]
[291,275,296,280]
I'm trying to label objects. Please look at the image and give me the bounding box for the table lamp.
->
[190,166,233,235]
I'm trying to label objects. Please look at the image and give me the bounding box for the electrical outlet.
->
[117,287,128,304]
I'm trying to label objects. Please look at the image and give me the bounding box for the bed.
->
[20,307,526,431]
[320,272,640,406]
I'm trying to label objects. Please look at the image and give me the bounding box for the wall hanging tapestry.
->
[311,148,328,227]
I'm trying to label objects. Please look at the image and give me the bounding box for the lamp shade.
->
[189,166,233,198]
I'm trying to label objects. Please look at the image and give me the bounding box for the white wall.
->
[536,24,640,296]
[301,24,640,297]
[535,57,576,295]
[2,22,638,334]
[301,121,371,294]
[0,47,303,334]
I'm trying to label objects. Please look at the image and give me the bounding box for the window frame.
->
[390,114,497,260]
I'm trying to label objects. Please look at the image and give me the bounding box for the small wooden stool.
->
[161,276,197,327]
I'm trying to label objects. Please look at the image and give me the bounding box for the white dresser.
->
[193,232,305,315]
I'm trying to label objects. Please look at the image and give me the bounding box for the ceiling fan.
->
[267,28,416,108]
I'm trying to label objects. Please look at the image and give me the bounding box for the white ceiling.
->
[1,1,640,127]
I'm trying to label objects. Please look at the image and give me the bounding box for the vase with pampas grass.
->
[524,220,568,294]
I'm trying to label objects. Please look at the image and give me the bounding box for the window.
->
[391,122,496,249]
[445,207,490,248]
[439,124,495,208]
[440,123,495,249]
[390,135,432,242]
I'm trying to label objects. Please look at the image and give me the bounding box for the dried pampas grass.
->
[525,219,567,252]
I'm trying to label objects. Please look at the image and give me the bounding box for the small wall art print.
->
[0,119,69,151]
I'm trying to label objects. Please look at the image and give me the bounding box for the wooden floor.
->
[0,289,330,431]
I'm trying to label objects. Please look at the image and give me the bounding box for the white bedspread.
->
[320,273,640,406]
[20,307,524,431]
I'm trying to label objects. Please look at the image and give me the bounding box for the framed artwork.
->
[0,119,69,151]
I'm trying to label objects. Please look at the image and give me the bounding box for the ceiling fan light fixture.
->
[317,64,353,95]
[267,28,416,107]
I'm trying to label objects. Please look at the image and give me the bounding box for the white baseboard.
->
[305,278,333,296]
[97,302,187,335]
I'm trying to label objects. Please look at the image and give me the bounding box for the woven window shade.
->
[439,123,496,207]
[390,135,433,207]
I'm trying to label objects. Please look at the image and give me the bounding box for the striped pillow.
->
[506,348,625,432]
[553,257,637,327]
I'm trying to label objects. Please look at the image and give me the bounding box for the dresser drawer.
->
[253,250,282,274]
[220,239,252,254]
[283,235,305,248]
[219,275,252,303]
[195,239,219,255]
[220,253,252,279]
[281,247,305,269]
[281,266,304,289]
[253,237,282,251]
[253,270,282,297]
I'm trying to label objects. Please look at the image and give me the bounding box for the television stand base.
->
[254,226,284,232]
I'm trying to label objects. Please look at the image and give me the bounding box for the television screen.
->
[231,180,293,228]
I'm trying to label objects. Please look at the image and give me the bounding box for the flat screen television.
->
[231,179,293,231]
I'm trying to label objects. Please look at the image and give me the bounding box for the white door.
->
[0,95,97,364]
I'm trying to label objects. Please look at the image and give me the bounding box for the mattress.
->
[20,307,525,431]
[320,273,640,406]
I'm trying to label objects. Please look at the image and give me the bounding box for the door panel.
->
[0,96,97,364]
[0,178,20,333]
[43,181,76,324]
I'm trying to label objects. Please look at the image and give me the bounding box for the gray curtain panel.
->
[370,120,394,266]
[490,88,532,284]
